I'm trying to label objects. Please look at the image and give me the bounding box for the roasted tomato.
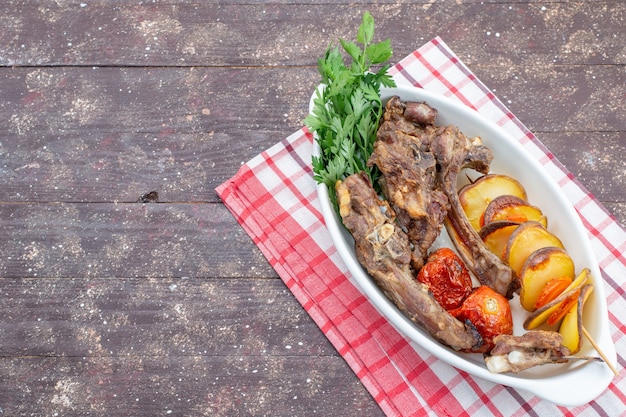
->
[451,285,513,353]
[416,247,473,310]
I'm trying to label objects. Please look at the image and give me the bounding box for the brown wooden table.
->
[1,1,624,415]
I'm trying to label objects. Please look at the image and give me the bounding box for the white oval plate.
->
[310,85,616,406]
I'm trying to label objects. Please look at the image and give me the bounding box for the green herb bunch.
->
[305,12,396,209]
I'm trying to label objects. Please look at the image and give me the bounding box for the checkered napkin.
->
[216,38,626,416]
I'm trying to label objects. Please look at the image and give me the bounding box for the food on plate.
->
[444,212,516,298]
[416,248,473,310]
[450,285,513,353]
[433,137,516,298]
[559,284,594,353]
[482,195,546,227]
[464,172,604,359]
[369,96,448,270]
[458,174,527,231]
[368,95,517,301]
[518,247,576,312]
[484,330,571,373]
[312,77,603,372]
[335,172,481,350]
[478,220,520,260]
[460,170,604,358]
[343,97,606,372]
[524,268,590,330]
[534,275,574,310]
[307,15,615,390]
[337,96,571,358]
[503,221,565,277]
[306,12,396,210]
[337,96,524,353]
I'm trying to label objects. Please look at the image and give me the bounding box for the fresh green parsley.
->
[305,12,396,210]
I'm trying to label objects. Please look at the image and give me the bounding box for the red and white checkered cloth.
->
[216,37,626,416]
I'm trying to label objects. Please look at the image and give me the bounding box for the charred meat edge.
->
[336,172,482,351]
[484,330,571,373]
[431,124,518,298]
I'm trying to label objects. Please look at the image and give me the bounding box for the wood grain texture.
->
[0,1,623,415]
[0,277,330,357]
[0,203,276,278]
[1,2,623,67]
[1,356,381,416]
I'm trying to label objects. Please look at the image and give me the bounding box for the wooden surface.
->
[0,1,624,415]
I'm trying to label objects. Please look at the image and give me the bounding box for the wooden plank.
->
[1,0,612,5]
[2,64,622,138]
[4,0,613,4]
[0,355,383,416]
[474,65,626,133]
[0,66,311,137]
[0,65,312,204]
[0,66,623,204]
[0,275,382,415]
[540,132,626,204]
[0,277,331,357]
[0,3,623,67]
[0,130,277,204]
[0,203,277,278]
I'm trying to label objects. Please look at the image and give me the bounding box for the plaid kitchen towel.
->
[216,37,626,417]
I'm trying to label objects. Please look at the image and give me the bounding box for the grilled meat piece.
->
[431,125,518,298]
[403,101,438,126]
[484,330,571,373]
[369,96,448,270]
[369,96,516,297]
[336,172,482,351]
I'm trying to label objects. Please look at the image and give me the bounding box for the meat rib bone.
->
[336,172,482,351]
[432,126,518,298]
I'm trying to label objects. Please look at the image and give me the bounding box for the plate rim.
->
[310,84,616,406]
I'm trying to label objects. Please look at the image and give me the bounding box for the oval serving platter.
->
[310,85,616,406]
